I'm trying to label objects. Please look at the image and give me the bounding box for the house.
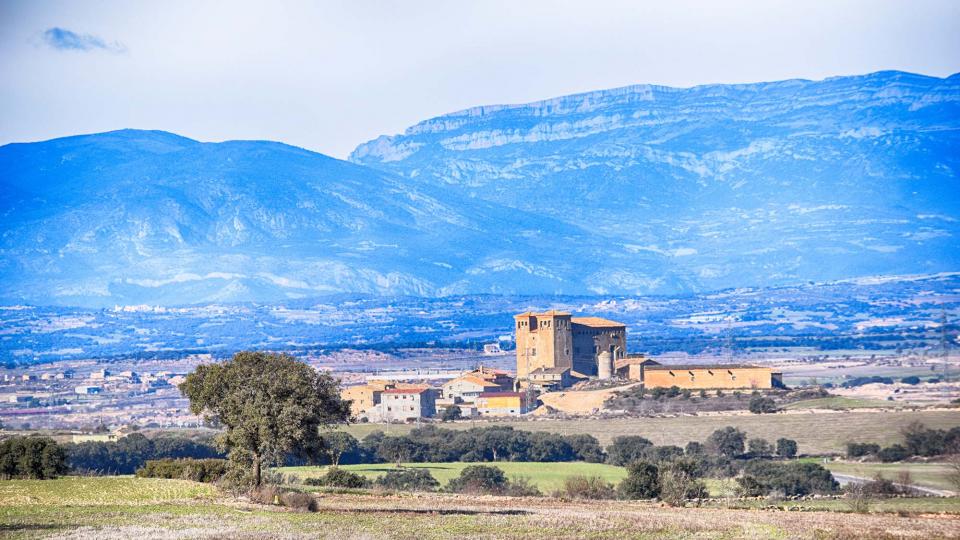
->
[74,385,102,395]
[435,397,477,419]
[341,381,394,419]
[527,366,573,392]
[442,374,503,401]
[468,366,514,391]
[476,392,530,416]
[367,386,438,422]
[615,356,659,380]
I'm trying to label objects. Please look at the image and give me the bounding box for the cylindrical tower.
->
[598,351,613,380]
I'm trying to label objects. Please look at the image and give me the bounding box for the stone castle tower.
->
[513,310,573,379]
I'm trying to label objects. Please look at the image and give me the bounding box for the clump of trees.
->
[845,423,960,463]
[445,465,540,496]
[0,436,68,479]
[135,458,227,483]
[303,468,369,488]
[736,461,838,496]
[748,396,778,414]
[179,351,351,488]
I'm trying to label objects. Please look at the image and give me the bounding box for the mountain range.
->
[1,70,958,306]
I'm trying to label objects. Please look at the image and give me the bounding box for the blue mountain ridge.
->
[2,71,959,307]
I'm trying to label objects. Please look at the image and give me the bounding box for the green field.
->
[783,397,901,410]
[2,476,959,539]
[340,409,960,454]
[280,461,628,492]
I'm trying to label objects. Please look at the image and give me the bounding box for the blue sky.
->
[1,0,958,158]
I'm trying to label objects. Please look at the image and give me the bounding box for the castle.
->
[515,310,781,390]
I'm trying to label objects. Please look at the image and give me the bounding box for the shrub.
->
[706,427,746,458]
[446,465,508,494]
[135,458,227,483]
[605,436,654,466]
[684,441,704,456]
[566,434,605,463]
[737,461,838,497]
[658,460,708,506]
[0,436,67,479]
[863,474,904,497]
[249,485,284,505]
[843,482,872,513]
[747,438,773,457]
[375,468,440,491]
[440,406,462,422]
[304,467,369,488]
[505,475,541,497]
[748,396,778,414]
[877,444,909,463]
[562,475,617,500]
[775,438,798,458]
[280,491,318,512]
[846,442,880,458]
[901,376,921,385]
[618,461,660,499]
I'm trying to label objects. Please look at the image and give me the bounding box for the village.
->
[342,310,781,422]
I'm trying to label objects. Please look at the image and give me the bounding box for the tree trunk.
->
[254,454,262,487]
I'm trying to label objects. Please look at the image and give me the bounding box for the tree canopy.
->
[179,351,350,486]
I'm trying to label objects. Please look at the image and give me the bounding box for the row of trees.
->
[847,422,960,462]
[65,433,222,474]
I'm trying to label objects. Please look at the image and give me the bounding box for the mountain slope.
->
[352,71,960,290]
[1,129,687,306]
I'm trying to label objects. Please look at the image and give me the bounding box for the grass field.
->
[783,397,900,410]
[340,409,960,454]
[280,461,628,492]
[2,477,960,539]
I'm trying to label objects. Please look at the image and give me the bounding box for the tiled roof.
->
[383,387,432,394]
[644,364,764,371]
[445,375,500,387]
[530,366,570,375]
[571,316,626,328]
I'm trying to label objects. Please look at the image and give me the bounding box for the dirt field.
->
[2,477,959,539]
[343,409,960,454]
[537,382,640,414]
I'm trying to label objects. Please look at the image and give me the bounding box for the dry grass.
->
[1,477,959,539]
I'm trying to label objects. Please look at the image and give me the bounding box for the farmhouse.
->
[366,386,439,422]
[475,392,531,416]
[643,364,782,390]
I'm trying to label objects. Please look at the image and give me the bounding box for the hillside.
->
[0,130,670,306]
[352,71,960,293]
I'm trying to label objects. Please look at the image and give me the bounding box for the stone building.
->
[642,364,781,390]
[514,311,627,381]
[367,387,438,422]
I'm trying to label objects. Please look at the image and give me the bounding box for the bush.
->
[706,427,746,458]
[375,468,440,491]
[901,376,921,385]
[440,406,462,422]
[747,438,773,458]
[775,438,798,458]
[304,467,369,488]
[877,444,909,463]
[618,461,660,499]
[658,460,708,506]
[446,465,508,494]
[280,491,318,512]
[737,461,838,496]
[605,436,654,466]
[249,485,284,505]
[135,458,227,483]
[562,475,617,500]
[505,475,541,497]
[748,396,778,414]
[0,436,67,480]
[566,434,605,463]
[846,442,880,458]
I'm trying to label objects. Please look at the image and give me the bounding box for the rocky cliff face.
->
[352,71,960,292]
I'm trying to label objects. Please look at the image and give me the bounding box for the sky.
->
[1,0,958,158]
